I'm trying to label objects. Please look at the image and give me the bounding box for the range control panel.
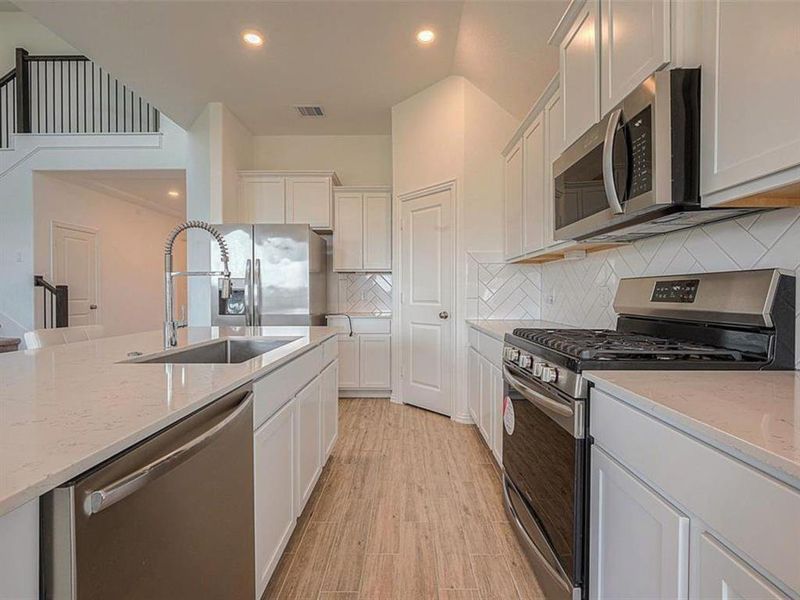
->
[651,279,700,303]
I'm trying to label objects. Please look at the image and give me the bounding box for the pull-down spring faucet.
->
[163,221,231,348]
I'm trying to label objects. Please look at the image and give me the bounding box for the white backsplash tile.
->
[538,208,800,367]
[335,273,392,314]
[466,253,541,320]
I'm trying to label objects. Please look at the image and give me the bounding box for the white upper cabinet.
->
[503,139,524,260]
[238,175,285,224]
[700,0,800,206]
[333,187,392,272]
[600,0,670,115]
[333,192,363,271]
[558,0,601,149]
[363,192,392,270]
[544,90,564,247]
[237,171,339,231]
[286,176,334,230]
[522,114,546,255]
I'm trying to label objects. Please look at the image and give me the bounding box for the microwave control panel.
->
[628,106,653,198]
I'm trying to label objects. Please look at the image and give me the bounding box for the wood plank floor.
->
[263,398,545,600]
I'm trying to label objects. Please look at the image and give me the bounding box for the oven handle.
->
[602,108,625,215]
[503,366,574,418]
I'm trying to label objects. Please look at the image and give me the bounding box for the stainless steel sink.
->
[132,338,300,364]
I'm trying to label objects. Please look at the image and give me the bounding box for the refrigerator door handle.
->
[84,392,253,516]
[254,259,262,326]
[244,259,252,326]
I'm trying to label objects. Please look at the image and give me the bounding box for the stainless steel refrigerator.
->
[210,224,327,326]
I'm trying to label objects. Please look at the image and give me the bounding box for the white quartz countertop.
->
[585,370,800,488]
[0,326,337,517]
[327,312,392,319]
[465,319,571,341]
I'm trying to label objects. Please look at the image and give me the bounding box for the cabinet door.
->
[491,364,503,464]
[254,398,295,598]
[321,360,339,461]
[590,446,689,600]
[286,176,332,229]
[358,334,391,389]
[560,0,601,149]
[478,356,492,446]
[333,192,363,271]
[503,140,524,260]
[700,1,800,202]
[295,376,322,513]
[696,533,785,600]
[544,91,564,246]
[600,0,670,115]
[468,348,480,424]
[337,335,360,389]
[522,113,546,254]
[363,192,392,270]
[239,176,285,223]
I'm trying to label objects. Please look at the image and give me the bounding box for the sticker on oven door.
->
[503,396,515,435]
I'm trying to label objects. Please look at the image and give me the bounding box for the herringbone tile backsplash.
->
[538,207,800,367]
[466,255,542,319]
[336,273,392,314]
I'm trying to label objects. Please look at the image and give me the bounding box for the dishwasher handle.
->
[84,392,253,516]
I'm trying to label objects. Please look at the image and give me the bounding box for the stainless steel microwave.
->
[553,68,755,243]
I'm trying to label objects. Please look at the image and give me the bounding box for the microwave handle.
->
[602,108,625,215]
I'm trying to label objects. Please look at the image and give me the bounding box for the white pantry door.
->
[400,185,454,416]
[52,224,98,326]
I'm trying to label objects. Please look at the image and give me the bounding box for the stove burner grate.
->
[511,328,744,362]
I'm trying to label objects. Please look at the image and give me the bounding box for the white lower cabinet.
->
[321,361,339,461]
[479,356,492,443]
[696,533,785,600]
[468,347,480,424]
[254,398,296,596]
[490,365,503,464]
[295,376,322,513]
[359,334,391,389]
[590,445,689,600]
[337,335,360,388]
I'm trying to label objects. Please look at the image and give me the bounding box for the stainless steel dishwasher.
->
[41,384,255,600]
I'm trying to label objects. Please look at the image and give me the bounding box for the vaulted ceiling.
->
[13,0,567,134]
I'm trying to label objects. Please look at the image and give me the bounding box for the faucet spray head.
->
[220,276,232,300]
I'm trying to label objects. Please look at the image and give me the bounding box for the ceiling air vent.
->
[295,105,325,117]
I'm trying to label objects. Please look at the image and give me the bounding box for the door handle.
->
[244,259,252,326]
[84,392,253,515]
[254,258,262,327]
[439,311,449,320]
[89,304,98,310]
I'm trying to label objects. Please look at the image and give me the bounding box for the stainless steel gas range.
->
[500,269,796,600]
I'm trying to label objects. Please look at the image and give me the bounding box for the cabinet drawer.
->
[253,346,323,429]
[468,326,480,350]
[479,333,504,367]
[591,389,800,592]
[326,316,391,335]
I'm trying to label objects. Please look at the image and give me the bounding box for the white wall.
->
[253,135,392,186]
[33,173,186,337]
[0,116,187,338]
[221,105,253,221]
[391,75,516,420]
[0,12,76,73]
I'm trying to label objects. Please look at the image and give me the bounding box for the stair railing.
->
[34,275,69,328]
[0,47,160,149]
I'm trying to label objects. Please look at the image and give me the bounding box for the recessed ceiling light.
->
[416,29,435,45]
[242,30,264,48]
[167,190,180,197]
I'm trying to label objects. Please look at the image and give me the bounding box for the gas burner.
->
[512,328,745,362]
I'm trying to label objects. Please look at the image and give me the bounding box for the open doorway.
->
[33,169,187,337]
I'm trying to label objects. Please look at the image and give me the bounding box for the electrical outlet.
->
[545,292,556,305]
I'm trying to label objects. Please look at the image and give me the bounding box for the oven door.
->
[501,364,586,600]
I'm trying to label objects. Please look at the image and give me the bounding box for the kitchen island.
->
[0,325,339,599]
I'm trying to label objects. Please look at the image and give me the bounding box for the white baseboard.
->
[338,389,391,398]
[451,412,474,425]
